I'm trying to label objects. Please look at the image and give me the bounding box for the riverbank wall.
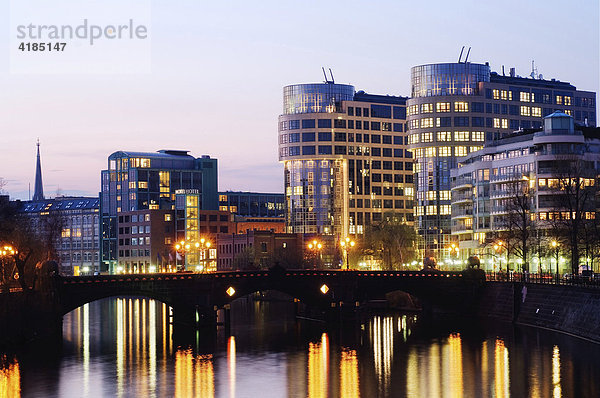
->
[478,282,600,343]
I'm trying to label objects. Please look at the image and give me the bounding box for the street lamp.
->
[340,237,356,270]
[307,240,323,269]
[448,243,459,270]
[493,240,505,277]
[0,245,17,292]
[551,240,559,283]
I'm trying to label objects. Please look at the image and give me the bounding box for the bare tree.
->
[549,157,599,275]
[364,219,417,270]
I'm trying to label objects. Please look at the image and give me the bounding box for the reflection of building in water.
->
[340,348,359,398]
[0,355,20,397]
[552,345,561,398]
[308,333,329,398]
[371,316,394,394]
[175,349,214,398]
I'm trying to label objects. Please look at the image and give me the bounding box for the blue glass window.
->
[318,145,332,155]
[383,148,392,157]
[454,117,469,127]
[318,119,332,128]
[371,148,381,156]
[334,146,346,155]
[438,117,451,127]
[334,132,346,141]
[371,122,381,131]
[371,104,392,118]
[334,119,346,128]
[472,117,484,127]
[348,107,354,116]
[509,105,519,115]
[318,132,332,141]
[289,133,300,142]
[289,120,300,130]
[393,106,406,120]
[382,135,392,144]
[371,134,381,143]
[393,136,402,145]
[393,123,403,132]
[471,102,484,113]
[394,161,403,170]
[302,119,315,129]
[394,149,403,157]
[302,146,315,155]
[372,160,381,169]
[289,146,300,156]
[486,103,492,113]
[302,132,315,142]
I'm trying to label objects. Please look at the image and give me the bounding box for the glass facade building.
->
[218,191,285,218]
[408,62,596,258]
[279,82,413,238]
[100,150,218,273]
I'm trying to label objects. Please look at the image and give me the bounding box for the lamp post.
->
[340,237,356,270]
[0,245,16,292]
[307,240,323,269]
[174,240,185,271]
[551,240,559,283]
[448,243,459,270]
[196,238,212,273]
[493,240,504,279]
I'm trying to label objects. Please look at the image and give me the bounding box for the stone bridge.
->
[57,269,486,327]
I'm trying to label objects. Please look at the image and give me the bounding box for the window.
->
[371,121,381,130]
[493,118,500,128]
[501,119,508,129]
[436,102,450,112]
[318,132,331,141]
[564,96,572,106]
[421,103,434,113]
[531,107,542,117]
[302,132,315,142]
[437,131,452,142]
[438,147,451,157]
[407,105,419,116]
[302,119,315,129]
[520,92,531,102]
[454,117,469,127]
[471,131,484,141]
[472,117,484,127]
[454,131,469,141]
[492,89,500,100]
[318,145,332,155]
[421,132,433,143]
[420,118,434,128]
[555,95,563,105]
[425,147,436,157]
[520,106,531,116]
[302,146,316,155]
[318,119,332,128]
[455,146,467,156]
[454,102,469,112]
[436,117,452,127]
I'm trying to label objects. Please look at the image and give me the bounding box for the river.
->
[2,296,600,397]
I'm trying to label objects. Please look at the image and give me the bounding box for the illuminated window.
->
[501,90,509,100]
[501,119,508,129]
[520,106,531,116]
[440,205,451,215]
[470,146,482,152]
[164,214,172,221]
[531,107,542,117]
[564,96,572,106]
[438,147,451,156]
[405,187,414,197]
[425,147,436,157]
[408,134,419,144]
[421,132,433,142]
[426,191,437,200]
[138,181,148,189]
[420,118,434,128]
[492,89,500,100]
[421,103,434,113]
[538,178,546,187]
[493,118,500,128]
[416,206,424,216]
[129,182,136,189]
[437,132,452,142]
[62,228,71,238]
[408,105,419,116]
[426,205,437,215]
[454,102,469,112]
[520,92,530,102]
[454,131,469,141]
[436,102,450,112]
[471,131,485,141]
[439,190,450,200]
[409,120,419,129]
[293,186,303,195]
[414,148,423,158]
[555,95,563,105]
[455,146,467,156]
[564,109,572,116]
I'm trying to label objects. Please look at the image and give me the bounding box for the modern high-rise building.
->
[407,61,596,257]
[100,150,218,273]
[278,82,413,238]
[450,112,600,273]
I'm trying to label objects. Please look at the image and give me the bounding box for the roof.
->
[353,92,407,105]
[490,73,577,90]
[108,150,194,160]
[19,197,100,213]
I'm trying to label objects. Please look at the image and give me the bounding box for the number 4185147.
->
[18,42,66,51]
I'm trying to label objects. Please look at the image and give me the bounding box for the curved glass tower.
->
[279,82,412,239]
[408,63,491,258]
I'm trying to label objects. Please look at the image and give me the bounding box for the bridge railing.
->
[486,272,600,288]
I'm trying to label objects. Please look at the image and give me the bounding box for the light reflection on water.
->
[2,297,600,397]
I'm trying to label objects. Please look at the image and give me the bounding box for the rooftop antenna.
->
[464,47,471,63]
[458,46,465,63]
[502,65,505,76]
[328,68,335,84]
[530,60,538,79]
[322,67,329,83]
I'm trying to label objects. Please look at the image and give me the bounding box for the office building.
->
[407,61,596,256]
[278,82,414,238]
[450,112,600,272]
[101,150,218,273]
[19,197,101,276]
[218,191,285,218]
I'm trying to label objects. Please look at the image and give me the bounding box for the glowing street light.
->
[307,240,323,269]
[551,240,559,282]
[340,237,356,270]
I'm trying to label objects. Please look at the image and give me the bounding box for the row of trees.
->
[495,157,599,275]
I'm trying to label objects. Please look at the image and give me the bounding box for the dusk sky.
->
[1,0,598,200]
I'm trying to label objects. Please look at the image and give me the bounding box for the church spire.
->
[33,139,44,201]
